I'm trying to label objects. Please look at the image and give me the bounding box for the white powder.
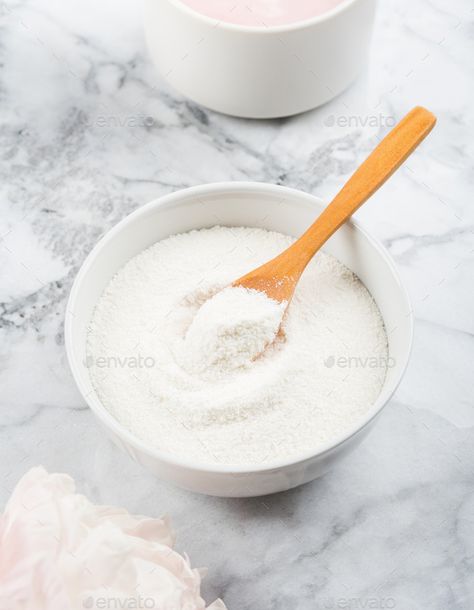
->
[87,226,389,466]
[183,286,286,378]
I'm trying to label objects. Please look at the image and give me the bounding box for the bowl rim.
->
[164,0,362,34]
[65,181,413,475]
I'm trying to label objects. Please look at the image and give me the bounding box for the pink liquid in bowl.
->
[179,0,348,27]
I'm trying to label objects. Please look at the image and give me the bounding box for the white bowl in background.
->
[65,182,412,497]
[144,0,377,118]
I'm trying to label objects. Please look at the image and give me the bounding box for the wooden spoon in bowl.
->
[233,106,436,303]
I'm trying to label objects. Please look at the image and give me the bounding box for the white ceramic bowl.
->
[65,182,412,497]
[144,0,377,118]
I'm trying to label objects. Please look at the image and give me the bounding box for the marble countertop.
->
[1,0,473,608]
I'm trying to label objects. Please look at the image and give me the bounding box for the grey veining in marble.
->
[0,0,473,608]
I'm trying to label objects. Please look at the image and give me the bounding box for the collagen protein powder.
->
[180,0,346,27]
[87,227,389,466]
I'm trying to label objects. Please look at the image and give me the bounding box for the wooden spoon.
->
[233,106,436,303]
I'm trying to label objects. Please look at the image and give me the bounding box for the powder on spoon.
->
[183,286,286,377]
[87,226,389,466]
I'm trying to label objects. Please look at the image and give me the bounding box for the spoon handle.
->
[234,106,436,302]
[291,106,436,268]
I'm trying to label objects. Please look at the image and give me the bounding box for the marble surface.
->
[0,0,473,608]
